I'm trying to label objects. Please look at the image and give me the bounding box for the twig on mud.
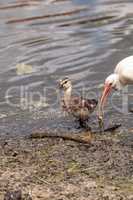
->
[29,124,121,144]
[29,131,92,144]
[33,176,51,185]
[103,124,121,132]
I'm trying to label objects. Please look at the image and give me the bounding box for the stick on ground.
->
[30,131,92,144]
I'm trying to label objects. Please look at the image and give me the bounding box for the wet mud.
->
[0,129,133,200]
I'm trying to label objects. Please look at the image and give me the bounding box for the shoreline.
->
[0,130,133,200]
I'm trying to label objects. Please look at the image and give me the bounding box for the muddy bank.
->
[0,130,133,200]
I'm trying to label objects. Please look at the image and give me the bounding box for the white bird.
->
[99,55,133,117]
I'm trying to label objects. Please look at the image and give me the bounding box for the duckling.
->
[59,77,98,127]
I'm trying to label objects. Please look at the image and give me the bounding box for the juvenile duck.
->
[59,77,98,127]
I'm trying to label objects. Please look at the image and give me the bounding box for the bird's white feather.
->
[114,55,133,85]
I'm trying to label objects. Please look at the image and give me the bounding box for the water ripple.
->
[0,0,133,135]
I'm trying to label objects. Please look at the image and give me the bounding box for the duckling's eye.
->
[64,81,68,84]
[109,83,112,86]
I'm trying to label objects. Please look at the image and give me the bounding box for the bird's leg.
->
[73,118,81,129]
[78,119,91,130]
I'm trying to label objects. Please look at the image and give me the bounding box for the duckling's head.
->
[59,77,72,91]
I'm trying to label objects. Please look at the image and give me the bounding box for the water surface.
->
[0,0,133,137]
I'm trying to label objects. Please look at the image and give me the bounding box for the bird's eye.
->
[64,81,68,84]
[109,83,112,86]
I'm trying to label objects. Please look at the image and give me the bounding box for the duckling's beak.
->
[59,82,63,89]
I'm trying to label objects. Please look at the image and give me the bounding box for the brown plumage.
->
[59,77,98,127]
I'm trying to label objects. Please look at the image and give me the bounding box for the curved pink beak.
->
[99,83,112,116]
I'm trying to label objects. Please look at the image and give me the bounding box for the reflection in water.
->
[0,0,133,136]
